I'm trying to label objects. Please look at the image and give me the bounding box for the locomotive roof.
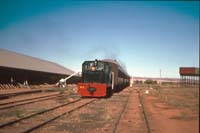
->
[101,59,130,77]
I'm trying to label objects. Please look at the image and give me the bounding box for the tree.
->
[144,79,154,84]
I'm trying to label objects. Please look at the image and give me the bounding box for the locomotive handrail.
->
[111,72,114,90]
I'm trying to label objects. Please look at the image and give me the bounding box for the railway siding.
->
[0,98,95,133]
[114,87,148,133]
[36,87,148,133]
[35,88,130,132]
[0,86,151,133]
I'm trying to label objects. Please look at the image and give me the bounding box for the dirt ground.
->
[0,84,199,133]
[138,84,199,133]
[115,88,147,133]
[34,86,149,133]
[0,85,78,126]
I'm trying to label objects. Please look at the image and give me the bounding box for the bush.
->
[134,80,143,84]
[144,79,157,84]
[161,82,173,85]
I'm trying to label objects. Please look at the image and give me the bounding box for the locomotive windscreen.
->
[83,71,105,83]
[82,61,110,83]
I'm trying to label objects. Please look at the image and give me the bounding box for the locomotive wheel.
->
[106,87,113,98]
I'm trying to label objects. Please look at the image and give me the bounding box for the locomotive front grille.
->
[87,87,96,94]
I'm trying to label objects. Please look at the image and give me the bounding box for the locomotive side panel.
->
[105,61,130,91]
[108,62,119,87]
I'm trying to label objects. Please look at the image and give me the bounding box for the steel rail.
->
[22,99,95,133]
[0,93,62,106]
[112,90,132,133]
[138,90,151,133]
[0,93,73,110]
[0,98,81,128]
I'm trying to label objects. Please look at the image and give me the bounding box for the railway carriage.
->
[78,59,130,97]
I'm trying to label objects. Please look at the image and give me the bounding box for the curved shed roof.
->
[0,49,74,75]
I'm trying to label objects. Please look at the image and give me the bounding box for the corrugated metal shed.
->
[0,49,74,75]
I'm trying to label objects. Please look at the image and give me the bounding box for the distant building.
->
[132,77,179,84]
[179,67,199,88]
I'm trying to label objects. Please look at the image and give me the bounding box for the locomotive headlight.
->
[91,66,95,71]
[80,86,84,89]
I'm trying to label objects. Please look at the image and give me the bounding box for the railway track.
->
[112,90,132,133]
[0,98,95,133]
[0,90,42,100]
[113,88,150,133]
[138,90,151,133]
[0,93,76,110]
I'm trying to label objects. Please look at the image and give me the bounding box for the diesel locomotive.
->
[78,59,130,97]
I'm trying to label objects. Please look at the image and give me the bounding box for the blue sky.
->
[0,1,199,78]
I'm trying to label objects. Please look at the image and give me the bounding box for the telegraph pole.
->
[160,69,161,78]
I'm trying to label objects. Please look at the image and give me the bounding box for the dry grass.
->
[137,83,199,120]
[4,109,26,118]
[31,108,47,114]
[149,84,199,118]
[169,111,197,121]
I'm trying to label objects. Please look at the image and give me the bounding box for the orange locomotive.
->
[78,59,130,97]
